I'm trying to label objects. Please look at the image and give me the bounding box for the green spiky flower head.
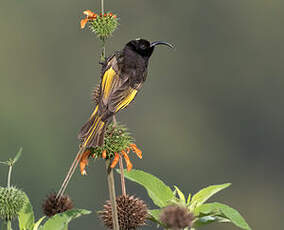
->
[91,123,134,159]
[80,10,118,40]
[80,123,143,174]
[90,12,118,40]
[0,186,26,221]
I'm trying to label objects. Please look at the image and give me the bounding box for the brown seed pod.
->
[160,205,194,230]
[42,193,73,217]
[99,194,148,230]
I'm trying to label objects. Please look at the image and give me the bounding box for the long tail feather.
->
[81,115,106,148]
[57,108,107,199]
[78,105,99,141]
[56,147,85,199]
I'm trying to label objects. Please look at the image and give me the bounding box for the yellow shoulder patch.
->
[101,67,117,101]
[115,89,138,112]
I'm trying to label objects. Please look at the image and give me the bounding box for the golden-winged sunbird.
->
[79,38,173,148]
[57,38,173,199]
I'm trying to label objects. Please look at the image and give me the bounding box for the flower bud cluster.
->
[91,123,134,159]
[0,186,26,221]
[81,10,118,40]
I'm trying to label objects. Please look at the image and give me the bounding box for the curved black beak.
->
[150,41,174,49]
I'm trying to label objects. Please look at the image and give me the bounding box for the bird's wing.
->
[78,54,140,143]
[99,55,139,115]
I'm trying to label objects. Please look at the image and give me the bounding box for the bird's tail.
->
[56,106,107,200]
[78,105,107,148]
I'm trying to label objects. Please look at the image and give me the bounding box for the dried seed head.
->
[0,186,26,221]
[42,193,73,217]
[160,205,194,230]
[99,194,148,230]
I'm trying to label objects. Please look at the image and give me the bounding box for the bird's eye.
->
[140,44,146,50]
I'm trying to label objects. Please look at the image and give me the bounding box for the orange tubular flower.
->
[80,10,97,29]
[110,153,120,168]
[121,150,133,171]
[102,150,107,159]
[108,144,142,171]
[129,144,142,159]
[80,149,91,175]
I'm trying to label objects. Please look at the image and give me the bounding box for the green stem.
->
[118,157,126,196]
[1,221,5,229]
[101,0,104,15]
[3,220,12,230]
[101,0,118,228]
[100,0,106,63]
[7,221,12,230]
[105,160,119,230]
[7,165,12,188]
[101,39,106,63]
[5,164,12,230]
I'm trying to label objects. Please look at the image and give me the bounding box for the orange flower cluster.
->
[79,149,91,175]
[110,144,142,171]
[80,10,117,29]
[79,144,142,175]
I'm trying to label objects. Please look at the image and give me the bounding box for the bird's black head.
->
[125,38,173,58]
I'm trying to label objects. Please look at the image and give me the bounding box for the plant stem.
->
[100,0,106,63]
[2,221,6,230]
[7,165,12,188]
[114,112,126,196]
[101,39,106,63]
[112,115,117,126]
[3,220,12,230]
[101,0,104,15]
[118,157,126,196]
[105,160,119,230]
[7,221,12,230]
[112,115,125,197]
[100,0,118,228]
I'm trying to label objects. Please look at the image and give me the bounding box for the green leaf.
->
[33,217,46,230]
[119,169,174,208]
[194,215,218,226]
[190,183,231,209]
[195,202,218,216]
[193,215,230,228]
[13,147,23,164]
[216,203,251,230]
[173,186,186,203]
[186,193,191,206]
[196,202,251,230]
[42,209,91,230]
[148,209,161,222]
[18,192,35,230]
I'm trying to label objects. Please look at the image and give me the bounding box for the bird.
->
[79,38,173,148]
[56,38,173,199]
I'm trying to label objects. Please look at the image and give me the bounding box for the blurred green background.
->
[0,0,283,229]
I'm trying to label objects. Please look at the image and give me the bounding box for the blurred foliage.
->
[0,0,284,229]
